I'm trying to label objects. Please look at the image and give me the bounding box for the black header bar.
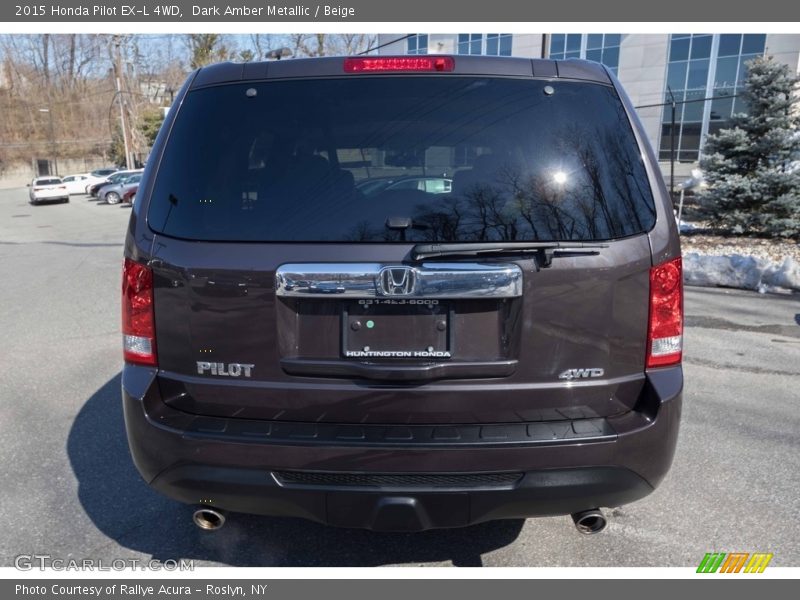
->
[2,0,800,22]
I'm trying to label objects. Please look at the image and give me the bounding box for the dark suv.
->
[122,56,682,533]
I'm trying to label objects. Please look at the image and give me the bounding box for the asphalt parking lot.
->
[0,186,798,568]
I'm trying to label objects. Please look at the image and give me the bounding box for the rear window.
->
[147,77,656,242]
[35,178,62,185]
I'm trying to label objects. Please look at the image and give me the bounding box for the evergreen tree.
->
[699,55,800,238]
[139,109,165,148]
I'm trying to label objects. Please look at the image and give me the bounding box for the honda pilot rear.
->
[122,56,682,533]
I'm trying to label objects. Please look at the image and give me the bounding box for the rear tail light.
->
[647,257,683,368]
[344,56,455,73]
[33,187,43,191]
[122,258,157,366]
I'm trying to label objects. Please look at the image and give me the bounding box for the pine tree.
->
[699,55,800,239]
[139,109,165,148]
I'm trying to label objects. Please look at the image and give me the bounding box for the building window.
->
[407,34,428,55]
[457,34,483,55]
[549,34,583,60]
[660,33,766,161]
[457,34,513,56]
[486,34,513,56]
[549,34,621,75]
[709,34,767,129]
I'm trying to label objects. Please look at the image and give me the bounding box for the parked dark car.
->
[90,169,142,198]
[99,173,142,204]
[122,185,138,205]
[123,56,683,534]
[82,168,120,194]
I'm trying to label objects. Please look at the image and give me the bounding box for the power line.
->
[635,92,742,110]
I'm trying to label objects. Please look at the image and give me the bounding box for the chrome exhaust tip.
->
[192,507,227,531]
[571,509,607,535]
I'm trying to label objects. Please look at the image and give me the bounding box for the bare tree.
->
[249,34,273,61]
[0,32,378,172]
[289,34,377,58]
[186,34,232,69]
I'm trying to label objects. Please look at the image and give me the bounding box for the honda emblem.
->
[378,266,416,296]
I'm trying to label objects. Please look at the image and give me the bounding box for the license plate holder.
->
[342,300,451,359]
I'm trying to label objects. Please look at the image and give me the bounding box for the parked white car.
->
[29,177,69,205]
[60,173,91,195]
[81,167,119,194]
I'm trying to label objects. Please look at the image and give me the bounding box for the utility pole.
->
[38,107,57,176]
[113,35,132,169]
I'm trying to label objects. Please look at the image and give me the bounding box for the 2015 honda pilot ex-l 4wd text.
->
[122,56,683,533]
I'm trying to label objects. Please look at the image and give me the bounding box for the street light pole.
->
[667,86,677,204]
[38,107,57,176]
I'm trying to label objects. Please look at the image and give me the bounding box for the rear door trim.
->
[275,262,523,299]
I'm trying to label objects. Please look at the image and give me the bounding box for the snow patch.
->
[683,253,800,292]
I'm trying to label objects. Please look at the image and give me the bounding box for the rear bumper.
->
[31,194,68,203]
[122,365,681,530]
[154,464,652,531]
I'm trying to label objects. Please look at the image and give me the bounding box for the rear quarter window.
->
[147,76,656,243]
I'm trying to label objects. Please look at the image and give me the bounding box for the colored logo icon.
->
[697,552,773,573]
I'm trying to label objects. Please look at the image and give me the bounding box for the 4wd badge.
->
[558,368,604,380]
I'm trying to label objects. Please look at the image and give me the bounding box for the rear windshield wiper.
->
[411,241,609,267]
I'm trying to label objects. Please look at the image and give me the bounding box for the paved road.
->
[0,187,798,568]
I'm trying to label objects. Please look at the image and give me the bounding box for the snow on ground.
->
[680,227,800,293]
[683,253,800,293]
